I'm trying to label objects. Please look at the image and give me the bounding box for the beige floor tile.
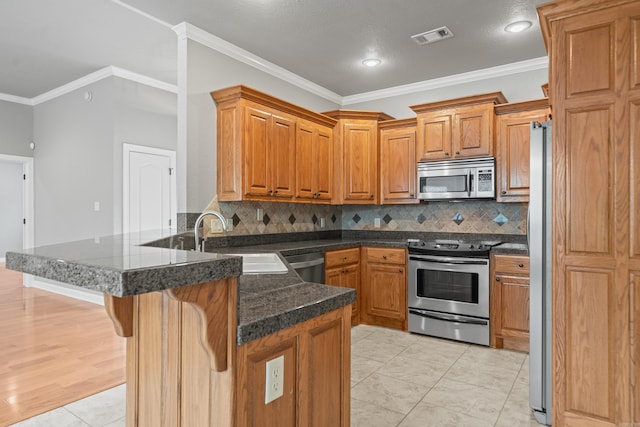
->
[366,328,425,348]
[351,354,384,386]
[398,402,494,427]
[398,337,468,368]
[495,394,541,427]
[376,355,447,389]
[351,324,377,343]
[351,337,406,363]
[443,353,521,392]
[351,373,430,415]
[350,398,405,427]
[64,385,125,427]
[422,378,508,424]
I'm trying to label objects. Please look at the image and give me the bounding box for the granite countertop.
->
[5,230,242,297]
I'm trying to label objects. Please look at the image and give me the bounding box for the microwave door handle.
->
[409,309,488,325]
[467,169,471,197]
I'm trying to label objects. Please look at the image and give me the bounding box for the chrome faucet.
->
[194,210,228,252]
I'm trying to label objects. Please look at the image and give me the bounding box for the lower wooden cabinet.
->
[325,247,361,325]
[361,247,407,331]
[236,305,351,427]
[490,254,530,352]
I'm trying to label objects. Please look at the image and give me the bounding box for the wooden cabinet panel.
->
[379,120,417,204]
[245,107,271,197]
[416,113,452,161]
[634,18,640,89]
[270,114,296,199]
[411,93,505,162]
[566,24,614,96]
[632,100,640,260]
[567,106,613,255]
[343,122,377,202]
[633,271,640,423]
[490,254,530,352]
[494,101,549,202]
[295,122,333,203]
[315,129,333,200]
[217,105,242,200]
[295,124,314,199]
[325,248,360,324]
[361,247,407,330]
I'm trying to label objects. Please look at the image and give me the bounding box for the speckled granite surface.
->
[5,231,242,297]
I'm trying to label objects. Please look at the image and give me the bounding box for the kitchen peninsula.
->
[5,231,355,427]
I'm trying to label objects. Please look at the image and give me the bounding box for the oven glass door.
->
[408,255,489,318]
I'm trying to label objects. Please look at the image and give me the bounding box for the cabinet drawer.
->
[364,247,406,265]
[493,254,529,274]
[325,247,360,268]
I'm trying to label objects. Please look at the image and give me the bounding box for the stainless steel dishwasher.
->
[285,253,325,283]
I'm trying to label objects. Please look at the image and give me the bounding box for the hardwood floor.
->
[0,264,125,426]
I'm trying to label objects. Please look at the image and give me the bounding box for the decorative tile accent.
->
[383,214,392,224]
[452,213,464,225]
[312,214,318,224]
[262,213,271,226]
[353,214,361,224]
[331,214,337,223]
[493,213,509,226]
[417,213,426,224]
[232,213,241,227]
[288,214,296,225]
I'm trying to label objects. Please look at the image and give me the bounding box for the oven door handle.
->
[409,256,487,265]
[467,169,472,197]
[409,309,488,326]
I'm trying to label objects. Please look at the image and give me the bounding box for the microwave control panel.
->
[477,168,494,193]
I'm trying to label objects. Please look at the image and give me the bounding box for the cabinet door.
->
[495,274,530,351]
[270,114,295,199]
[341,265,360,323]
[363,263,406,330]
[495,109,549,202]
[244,107,271,197]
[453,105,492,158]
[314,127,333,201]
[343,122,377,202]
[295,123,315,200]
[380,127,417,204]
[416,113,452,161]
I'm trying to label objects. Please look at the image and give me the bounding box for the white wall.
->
[183,39,341,213]
[0,100,33,157]
[32,76,177,246]
[342,67,549,118]
[0,161,23,258]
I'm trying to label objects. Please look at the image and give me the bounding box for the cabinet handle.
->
[501,191,507,195]
[274,190,278,194]
[496,276,501,282]
[383,255,387,259]
[455,151,460,155]
[518,263,524,268]
[445,152,449,156]
[370,194,374,199]
[343,257,347,261]
[399,268,403,273]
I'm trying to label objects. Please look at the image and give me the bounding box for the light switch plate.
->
[374,218,381,228]
[265,355,284,404]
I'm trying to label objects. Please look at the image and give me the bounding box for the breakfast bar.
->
[5,231,355,427]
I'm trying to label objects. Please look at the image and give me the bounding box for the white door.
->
[124,145,176,233]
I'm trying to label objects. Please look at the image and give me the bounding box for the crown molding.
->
[111,66,178,94]
[172,22,343,105]
[110,0,173,28]
[0,93,33,105]
[342,56,549,106]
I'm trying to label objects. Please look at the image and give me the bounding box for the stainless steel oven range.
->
[407,239,500,346]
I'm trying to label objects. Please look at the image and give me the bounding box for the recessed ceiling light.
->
[504,20,532,33]
[362,58,382,67]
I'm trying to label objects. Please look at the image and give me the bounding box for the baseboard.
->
[26,277,104,306]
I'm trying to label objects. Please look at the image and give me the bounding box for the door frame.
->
[123,143,177,234]
[0,154,34,263]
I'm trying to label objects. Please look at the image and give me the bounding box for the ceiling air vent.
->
[411,26,454,45]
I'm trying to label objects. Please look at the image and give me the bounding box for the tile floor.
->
[11,324,541,427]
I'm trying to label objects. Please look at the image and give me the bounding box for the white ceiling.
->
[0,0,548,100]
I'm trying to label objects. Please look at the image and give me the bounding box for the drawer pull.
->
[496,276,501,282]
[518,263,524,268]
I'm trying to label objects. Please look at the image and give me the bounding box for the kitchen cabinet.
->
[295,120,334,203]
[410,92,507,161]
[538,1,640,425]
[361,247,407,330]
[378,118,418,204]
[489,254,530,352]
[323,110,393,204]
[325,247,361,325]
[494,99,550,202]
[211,85,337,202]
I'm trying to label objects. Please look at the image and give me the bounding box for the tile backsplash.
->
[199,198,526,236]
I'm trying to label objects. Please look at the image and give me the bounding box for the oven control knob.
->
[421,242,426,246]
[469,244,474,249]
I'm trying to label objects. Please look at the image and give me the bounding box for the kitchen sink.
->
[227,253,289,275]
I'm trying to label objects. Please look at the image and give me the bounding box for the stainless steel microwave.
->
[417,157,496,201]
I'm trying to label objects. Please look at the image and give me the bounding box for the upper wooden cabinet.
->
[211,85,336,202]
[410,92,507,162]
[323,110,393,204]
[378,118,418,204]
[494,99,550,202]
[295,120,334,203]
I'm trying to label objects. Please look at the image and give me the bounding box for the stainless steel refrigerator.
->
[529,120,553,425]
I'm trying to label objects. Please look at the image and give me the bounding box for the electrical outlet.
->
[94,201,100,212]
[226,218,233,232]
[265,355,284,404]
[320,217,326,229]
[374,217,381,228]
[257,208,263,222]
[209,217,223,233]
